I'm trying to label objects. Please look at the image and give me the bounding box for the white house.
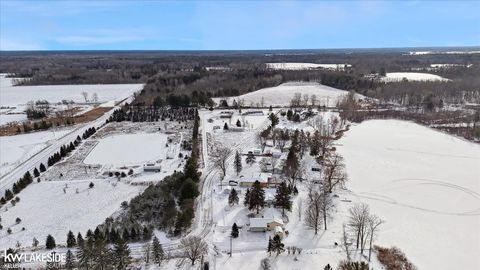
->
[249,217,284,232]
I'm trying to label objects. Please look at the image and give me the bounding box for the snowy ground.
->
[0,179,144,249]
[213,82,355,107]
[337,120,480,270]
[0,113,27,126]
[266,63,351,71]
[382,72,449,82]
[0,129,72,177]
[84,133,168,166]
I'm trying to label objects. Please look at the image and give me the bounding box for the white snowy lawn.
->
[83,133,168,166]
[0,179,144,249]
[337,120,480,270]
[382,72,448,82]
[214,82,354,107]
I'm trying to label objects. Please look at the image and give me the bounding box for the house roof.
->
[239,173,271,183]
[249,218,270,228]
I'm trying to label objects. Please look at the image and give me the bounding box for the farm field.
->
[266,62,351,70]
[382,72,449,82]
[337,120,480,270]
[214,82,356,107]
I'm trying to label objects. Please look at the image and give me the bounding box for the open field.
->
[382,72,449,82]
[214,82,356,107]
[266,62,351,71]
[338,120,480,270]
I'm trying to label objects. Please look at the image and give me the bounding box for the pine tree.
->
[122,228,130,242]
[269,113,279,128]
[324,264,333,270]
[113,238,132,270]
[243,188,250,207]
[223,123,229,130]
[234,151,242,176]
[45,234,56,249]
[231,223,239,238]
[245,152,256,166]
[92,238,111,269]
[33,168,40,177]
[274,182,292,216]
[228,188,239,206]
[236,119,242,127]
[77,232,84,246]
[247,181,266,214]
[39,163,46,172]
[270,235,284,256]
[151,236,164,264]
[32,237,39,247]
[143,226,152,241]
[130,227,138,241]
[267,236,273,255]
[67,231,76,247]
[65,249,75,270]
[94,227,103,241]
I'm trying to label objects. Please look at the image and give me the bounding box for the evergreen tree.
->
[77,232,84,246]
[269,113,279,128]
[45,234,56,249]
[223,122,229,130]
[94,227,103,241]
[228,188,239,206]
[143,226,152,241]
[151,236,164,264]
[39,163,46,172]
[270,235,284,256]
[231,223,239,238]
[122,227,130,242]
[77,237,93,269]
[324,264,333,270]
[247,181,266,214]
[65,249,75,270]
[267,236,273,256]
[33,168,40,177]
[130,227,138,241]
[274,182,292,216]
[243,188,250,207]
[86,229,94,241]
[234,151,242,176]
[236,119,242,127]
[245,152,256,166]
[66,231,76,247]
[92,238,111,269]
[113,238,132,270]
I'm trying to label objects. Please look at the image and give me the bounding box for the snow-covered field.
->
[0,74,143,108]
[84,133,168,166]
[0,129,72,177]
[0,179,144,248]
[266,62,351,71]
[382,72,449,82]
[0,113,27,126]
[337,120,480,270]
[214,82,354,107]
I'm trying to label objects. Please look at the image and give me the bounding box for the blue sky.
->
[1,0,479,50]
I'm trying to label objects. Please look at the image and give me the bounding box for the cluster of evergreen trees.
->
[0,171,32,205]
[106,106,196,123]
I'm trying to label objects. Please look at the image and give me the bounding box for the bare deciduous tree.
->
[310,94,318,107]
[305,185,324,234]
[348,203,370,255]
[180,236,208,265]
[211,143,231,180]
[323,153,347,192]
[341,224,352,261]
[367,215,384,261]
[296,198,303,221]
[81,91,88,102]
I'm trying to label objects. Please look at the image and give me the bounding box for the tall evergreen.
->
[113,238,132,270]
[45,234,56,249]
[39,163,46,172]
[228,188,239,206]
[77,232,84,246]
[151,236,164,264]
[66,231,76,247]
[231,223,239,238]
[234,151,242,176]
[247,181,265,214]
[270,235,284,255]
[243,188,250,207]
[65,249,75,270]
[274,182,292,216]
[33,168,40,177]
